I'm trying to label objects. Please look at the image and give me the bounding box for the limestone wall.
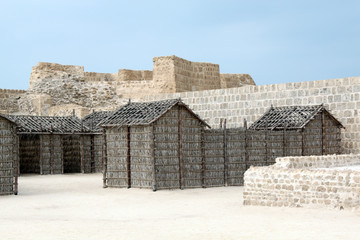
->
[243,154,360,209]
[143,77,360,154]
[220,74,255,88]
[0,89,26,114]
[118,69,153,81]
[173,56,221,92]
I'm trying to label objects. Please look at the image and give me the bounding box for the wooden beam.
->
[244,119,249,170]
[223,119,228,187]
[13,127,19,195]
[301,128,305,156]
[178,106,184,190]
[49,130,54,175]
[39,135,43,175]
[102,128,108,188]
[283,127,286,156]
[90,135,95,173]
[265,119,268,164]
[201,127,206,188]
[322,111,326,155]
[80,135,85,173]
[60,135,64,174]
[127,126,131,188]
[150,124,157,191]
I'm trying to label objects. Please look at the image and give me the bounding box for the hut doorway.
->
[19,135,40,174]
[63,135,81,173]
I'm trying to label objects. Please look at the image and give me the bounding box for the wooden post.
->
[265,119,268,165]
[244,119,249,170]
[321,110,326,155]
[90,135,95,173]
[178,106,184,190]
[50,125,54,174]
[150,124,157,191]
[301,128,305,156]
[60,135,64,174]
[201,127,206,188]
[102,128,108,188]
[39,135,43,175]
[283,126,286,157]
[223,119,228,186]
[127,126,131,188]
[80,135,85,173]
[220,118,223,129]
[13,127,19,195]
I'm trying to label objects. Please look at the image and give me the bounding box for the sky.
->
[1,0,360,90]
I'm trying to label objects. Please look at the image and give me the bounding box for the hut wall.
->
[247,130,267,166]
[0,119,16,195]
[324,113,342,155]
[93,135,103,173]
[19,135,40,174]
[154,108,180,189]
[204,129,224,187]
[226,128,246,186]
[62,135,81,173]
[80,135,92,173]
[284,130,303,157]
[106,127,128,187]
[180,107,203,188]
[40,135,63,174]
[267,131,284,164]
[130,126,153,188]
[303,114,323,156]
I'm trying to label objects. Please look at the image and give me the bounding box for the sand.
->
[0,173,359,240]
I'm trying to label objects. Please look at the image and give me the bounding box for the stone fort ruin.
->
[0,55,254,117]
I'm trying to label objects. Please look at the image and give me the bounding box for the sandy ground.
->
[1,174,360,240]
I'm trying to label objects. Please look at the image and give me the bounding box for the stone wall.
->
[220,74,255,88]
[0,89,26,114]
[1,56,254,118]
[243,154,360,209]
[173,56,221,92]
[143,77,360,154]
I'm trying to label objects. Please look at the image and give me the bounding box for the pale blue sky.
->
[1,0,359,89]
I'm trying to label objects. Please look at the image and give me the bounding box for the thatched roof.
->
[82,111,113,132]
[7,115,91,134]
[249,105,344,130]
[100,99,210,128]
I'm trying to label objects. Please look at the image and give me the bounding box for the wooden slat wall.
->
[154,108,180,190]
[180,107,203,188]
[93,135,104,173]
[19,135,40,174]
[62,135,81,173]
[130,125,153,188]
[106,127,128,187]
[0,119,15,195]
[40,135,63,174]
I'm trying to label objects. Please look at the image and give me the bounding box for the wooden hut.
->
[82,111,113,173]
[8,115,93,175]
[0,114,18,195]
[100,99,210,191]
[249,105,344,156]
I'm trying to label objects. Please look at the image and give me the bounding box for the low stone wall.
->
[243,154,360,209]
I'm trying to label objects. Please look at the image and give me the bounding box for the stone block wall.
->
[172,56,221,92]
[143,77,360,154]
[243,154,360,209]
